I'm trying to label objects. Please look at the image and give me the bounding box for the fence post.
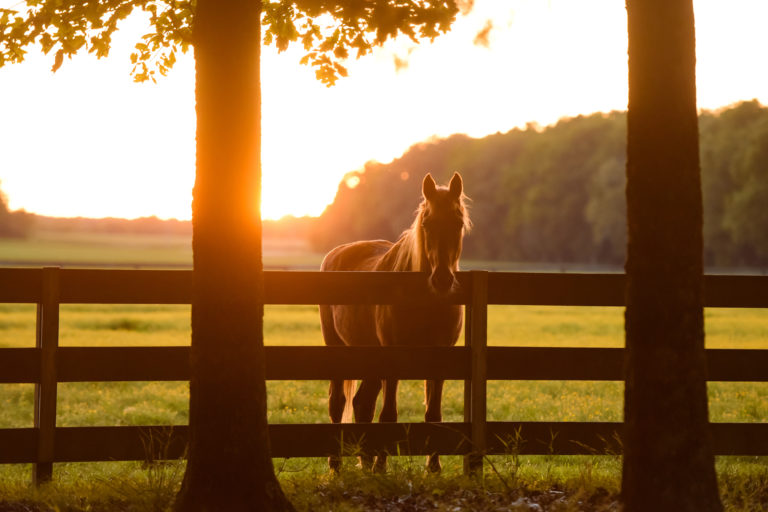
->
[33,267,60,485]
[463,270,488,475]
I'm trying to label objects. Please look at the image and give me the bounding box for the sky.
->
[1,0,767,221]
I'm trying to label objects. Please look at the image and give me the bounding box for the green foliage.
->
[719,112,768,264]
[312,101,768,268]
[266,0,458,85]
[311,112,628,264]
[0,0,164,75]
[0,0,459,85]
[699,100,768,266]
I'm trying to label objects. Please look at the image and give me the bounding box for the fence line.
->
[1,267,767,484]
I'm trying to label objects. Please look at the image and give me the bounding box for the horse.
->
[319,172,471,473]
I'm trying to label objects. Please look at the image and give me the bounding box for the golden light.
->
[0,0,766,222]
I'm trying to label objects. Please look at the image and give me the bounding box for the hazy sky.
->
[1,0,766,220]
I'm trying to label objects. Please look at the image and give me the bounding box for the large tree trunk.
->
[623,1,721,511]
[175,0,294,510]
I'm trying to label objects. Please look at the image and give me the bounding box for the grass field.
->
[0,230,326,269]
[1,303,766,430]
[1,303,767,509]
[1,234,767,509]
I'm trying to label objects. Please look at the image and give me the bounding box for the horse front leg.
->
[425,379,444,473]
[375,378,399,473]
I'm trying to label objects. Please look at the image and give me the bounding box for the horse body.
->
[320,173,470,473]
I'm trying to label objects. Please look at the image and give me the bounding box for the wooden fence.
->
[1,267,767,484]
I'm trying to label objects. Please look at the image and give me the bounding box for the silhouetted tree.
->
[623,1,721,510]
[1,1,459,509]
[174,1,295,509]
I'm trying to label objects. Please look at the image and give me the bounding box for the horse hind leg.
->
[425,379,445,473]
[321,305,350,472]
[374,379,399,473]
[328,379,346,472]
[353,378,382,470]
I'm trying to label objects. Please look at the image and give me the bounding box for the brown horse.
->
[319,172,471,473]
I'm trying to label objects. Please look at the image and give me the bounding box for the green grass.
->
[1,304,766,429]
[0,231,193,267]
[1,304,767,429]
[0,457,766,511]
[0,230,325,268]
[0,303,767,509]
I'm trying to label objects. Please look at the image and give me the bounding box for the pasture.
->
[3,302,767,425]
[0,229,322,269]
[1,304,767,474]
[1,234,767,510]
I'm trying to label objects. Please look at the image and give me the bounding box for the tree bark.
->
[623,1,721,511]
[175,0,294,510]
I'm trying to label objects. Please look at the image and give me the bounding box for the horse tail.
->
[342,380,357,423]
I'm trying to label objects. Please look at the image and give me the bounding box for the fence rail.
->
[4,346,768,384]
[1,267,767,483]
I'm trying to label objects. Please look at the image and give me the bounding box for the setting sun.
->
[1,0,767,221]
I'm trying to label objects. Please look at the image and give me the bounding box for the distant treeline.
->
[33,215,193,235]
[311,101,768,268]
[0,201,314,241]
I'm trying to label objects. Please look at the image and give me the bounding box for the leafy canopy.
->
[0,0,459,85]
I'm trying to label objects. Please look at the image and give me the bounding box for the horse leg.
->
[425,379,445,472]
[320,305,349,472]
[374,378,399,473]
[353,378,382,470]
[328,379,346,472]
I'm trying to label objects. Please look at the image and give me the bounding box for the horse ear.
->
[449,172,463,198]
[422,173,437,201]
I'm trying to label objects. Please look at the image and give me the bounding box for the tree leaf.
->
[51,48,63,72]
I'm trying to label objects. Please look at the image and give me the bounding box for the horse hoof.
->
[426,456,442,473]
[328,456,342,474]
[373,457,388,474]
[358,455,375,472]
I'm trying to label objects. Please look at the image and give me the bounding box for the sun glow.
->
[0,0,766,221]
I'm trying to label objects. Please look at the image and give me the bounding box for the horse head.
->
[419,172,471,294]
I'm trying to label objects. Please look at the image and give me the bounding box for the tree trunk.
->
[623,1,721,511]
[175,0,294,510]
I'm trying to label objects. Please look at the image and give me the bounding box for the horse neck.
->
[388,214,428,272]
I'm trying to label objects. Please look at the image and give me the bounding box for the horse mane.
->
[391,206,427,272]
[390,190,471,272]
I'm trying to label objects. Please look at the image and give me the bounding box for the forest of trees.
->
[311,100,768,269]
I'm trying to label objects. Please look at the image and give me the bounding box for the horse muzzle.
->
[429,268,457,295]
